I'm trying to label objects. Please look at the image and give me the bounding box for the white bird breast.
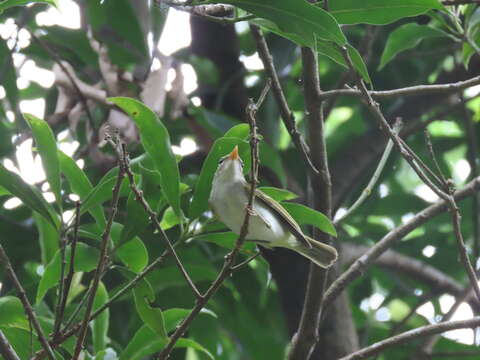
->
[210,179,294,246]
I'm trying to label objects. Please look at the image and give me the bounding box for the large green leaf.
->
[119,325,213,360]
[281,202,337,237]
[189,127,251,219]
[329,0,445,25]
[91,282,109,353]
[221,0,346,46]
[36,242,99,303]
[109,97,182,218]
[0,296,29,330]
[0,0,57,12]
[0,162,58,228]
[58,150,106,228]
[379,23,448,70]
[24,113,62,211]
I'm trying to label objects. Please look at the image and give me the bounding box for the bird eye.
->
[218,156,227,165]
[239,159,244,167]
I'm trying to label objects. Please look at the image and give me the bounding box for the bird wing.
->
[243,183,312,248]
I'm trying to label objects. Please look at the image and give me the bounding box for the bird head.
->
[213,145,245,183]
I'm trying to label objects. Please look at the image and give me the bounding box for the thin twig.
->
[335,119,403,225]
[230,251,261,271]
[249,24,320,176]
[0,244,56,360]
[54,201,81,338]
[120,143,202,299]
[319,75,480,100]
[288,47,332,360]
[338,317,480,360]
[72,161,125,359]
[156,82,266,360]
[0,330,21,360]
[323,175,480,310]
[53,232,68,336]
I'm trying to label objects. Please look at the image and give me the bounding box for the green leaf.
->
[190,231,257,253]
[160,207,180,230]
[109,97,182,218]
[255,19,371,83]
[0,162,59,229]
[379,23,448,70]
[81,222,148,273]
[24,113,62,211]
[330,0,445,25]
[281,202,337,237]
[85,0,148,69]
[222,0,346,46]
[133,279,167,339]
[36,243,99,303]
[189,137,251,219]
[0,296,29,330]
[0,0,58,12]
[58,150,106,228]
[163,308,217,333]
[91,282,109,353]
[258,187,298,202]
[120,325,213,360]
[33,212,59,265]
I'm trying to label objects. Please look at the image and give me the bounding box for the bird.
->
[209,145,338,268]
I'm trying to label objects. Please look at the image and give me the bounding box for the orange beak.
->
[228,145,239,160]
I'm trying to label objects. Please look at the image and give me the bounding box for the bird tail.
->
[289,236,338,269]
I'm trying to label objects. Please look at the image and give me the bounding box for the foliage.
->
[0,0,479,359]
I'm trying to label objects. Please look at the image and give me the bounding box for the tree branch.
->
[324,175,480,309]
[320,75,480,100]
[338,317,480,360]
[288,47,333,360]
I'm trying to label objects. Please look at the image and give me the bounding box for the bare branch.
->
[339,317,480,360]
[319,75,480,100]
